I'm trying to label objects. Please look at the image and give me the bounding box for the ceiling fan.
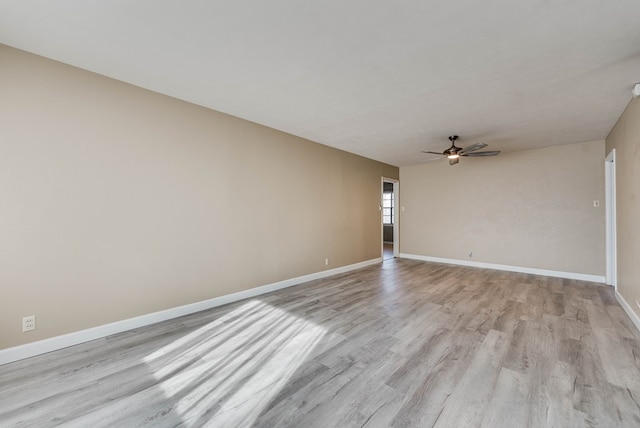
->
[422,135,500,165]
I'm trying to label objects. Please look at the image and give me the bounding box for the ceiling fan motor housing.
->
[445,136,461,156]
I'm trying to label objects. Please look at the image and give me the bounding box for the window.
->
[382,191,394,225]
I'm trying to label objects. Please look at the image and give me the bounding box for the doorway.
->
[382,178,399,260]
[605,149,617,288]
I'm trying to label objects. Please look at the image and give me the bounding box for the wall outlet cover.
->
[22,315,36,332]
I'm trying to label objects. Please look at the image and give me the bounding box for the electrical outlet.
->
[468,251,473,258]
[325,258,329,266]
[22,315,36,332]
[593,200,600,208]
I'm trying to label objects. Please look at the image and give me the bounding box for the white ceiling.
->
[1,1,639,166]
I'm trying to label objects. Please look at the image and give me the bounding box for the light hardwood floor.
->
[383,243,394,260]
[2,259,640,427]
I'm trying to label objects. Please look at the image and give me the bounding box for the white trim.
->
[399,253,605,283]
[0,258,381,366]
[615,290,640,333]
[605,149,617,288]
[393,181,400,258]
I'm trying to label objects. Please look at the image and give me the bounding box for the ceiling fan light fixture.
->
[447,153,460,159]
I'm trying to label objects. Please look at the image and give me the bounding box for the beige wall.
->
[400,140,605,275]
[0,45,398,349]
[606,97,640,319]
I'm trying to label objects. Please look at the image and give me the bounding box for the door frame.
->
[381,177,400,259]
[605,149,617,288]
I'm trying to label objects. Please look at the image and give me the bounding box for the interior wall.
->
[0,45,398,349]
[606,96,640,319]
[400,140,605,275]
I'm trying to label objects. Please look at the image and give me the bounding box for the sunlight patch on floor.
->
[143,299,326,426]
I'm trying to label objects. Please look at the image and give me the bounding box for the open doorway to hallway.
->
[382,178,399,261]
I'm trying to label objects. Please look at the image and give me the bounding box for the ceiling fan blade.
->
[449,157,460,165]
[462,151,501,157]
[459,142,487,154]
[422,151,445,155]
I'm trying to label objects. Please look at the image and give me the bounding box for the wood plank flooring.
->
[383,243,394,260]
[2,259,640,427]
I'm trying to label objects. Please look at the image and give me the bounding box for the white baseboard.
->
[0,258,381,366]
[399,253,605,283]
[615,290,640,333]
